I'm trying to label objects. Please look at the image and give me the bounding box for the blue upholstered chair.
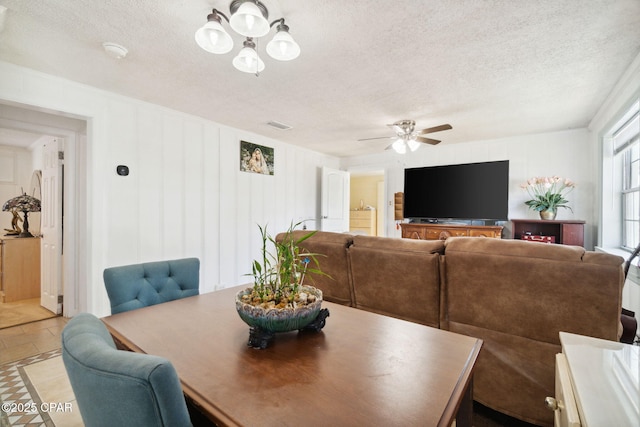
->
[61,313,193,427]
[104,258,200,314]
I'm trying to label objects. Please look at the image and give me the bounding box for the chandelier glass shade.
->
[232,39,266,73]
[266,23,300,61]
[195,17,233,54]
[195,0,300,74]
[229,1,270,37]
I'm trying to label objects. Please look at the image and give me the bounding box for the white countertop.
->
[560,332,639,427]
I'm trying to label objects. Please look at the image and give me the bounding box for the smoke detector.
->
[102,42,128,59]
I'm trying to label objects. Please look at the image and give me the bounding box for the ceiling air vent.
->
[267,120,292,131]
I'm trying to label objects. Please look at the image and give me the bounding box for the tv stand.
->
[400,223,503,240]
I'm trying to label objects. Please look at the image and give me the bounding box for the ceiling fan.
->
[358,120,452,153]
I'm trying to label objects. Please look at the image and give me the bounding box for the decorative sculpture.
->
[3,209,22,235]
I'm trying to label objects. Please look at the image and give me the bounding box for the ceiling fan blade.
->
[415,136,441,145]
[357,136,394,141]
[419,124,452,135]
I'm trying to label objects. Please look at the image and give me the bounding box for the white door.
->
[41,138,63,313]
[320,167,349,232]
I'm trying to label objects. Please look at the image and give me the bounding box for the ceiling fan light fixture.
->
[229,0,270,37]
[266,22,300,61]
[360,120,452,154]
[195,13,234,54]
[233,38,265,73]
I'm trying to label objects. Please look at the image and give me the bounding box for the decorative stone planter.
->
[235,285,328,348]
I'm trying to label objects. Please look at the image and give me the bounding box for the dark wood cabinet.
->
[511,219,585,247]
[400,223,503,240]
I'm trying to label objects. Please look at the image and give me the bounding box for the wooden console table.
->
[400,223,503,240]
[0,236,41,302]
[511,219,585,247]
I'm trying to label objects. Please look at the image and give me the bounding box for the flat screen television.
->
[403,160,509,221]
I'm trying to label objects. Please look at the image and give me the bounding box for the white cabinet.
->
[349,210,376,236]
[548,332,639,427]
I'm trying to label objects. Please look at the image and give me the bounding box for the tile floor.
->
[0,317,68,365]
[1,317,81,426]
[22,352,82,426]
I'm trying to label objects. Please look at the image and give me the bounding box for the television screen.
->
[403,160,509,221]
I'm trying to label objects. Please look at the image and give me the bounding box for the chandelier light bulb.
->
[245,14,255,31]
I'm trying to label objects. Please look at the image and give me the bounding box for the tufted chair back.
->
[104,258,200,314]
[62,313,193,427]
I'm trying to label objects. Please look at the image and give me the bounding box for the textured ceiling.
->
[0,0,639,157]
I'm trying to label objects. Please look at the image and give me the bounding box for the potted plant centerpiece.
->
[521,176,575,220]
[235,222,329,348]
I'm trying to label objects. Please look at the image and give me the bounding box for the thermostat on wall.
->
[116,165,129,176]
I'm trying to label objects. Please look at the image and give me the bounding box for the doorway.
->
[0,102,86,323]
[349,170,386,237]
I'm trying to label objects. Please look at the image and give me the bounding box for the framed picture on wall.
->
[240,141,274,175]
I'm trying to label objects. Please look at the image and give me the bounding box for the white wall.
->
[341,128,595,246]
[0,60,339,317]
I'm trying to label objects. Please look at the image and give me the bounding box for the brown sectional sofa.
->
[280,230,624,426]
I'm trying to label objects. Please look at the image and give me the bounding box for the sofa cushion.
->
[276,230,354,306]
[442,237,623,343]
[349,236,444,327]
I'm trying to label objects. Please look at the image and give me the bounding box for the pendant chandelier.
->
[195,0,300,75]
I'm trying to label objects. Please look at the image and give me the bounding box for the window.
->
[614,101,640,250]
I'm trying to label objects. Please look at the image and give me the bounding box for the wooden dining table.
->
[102,286,483,427]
